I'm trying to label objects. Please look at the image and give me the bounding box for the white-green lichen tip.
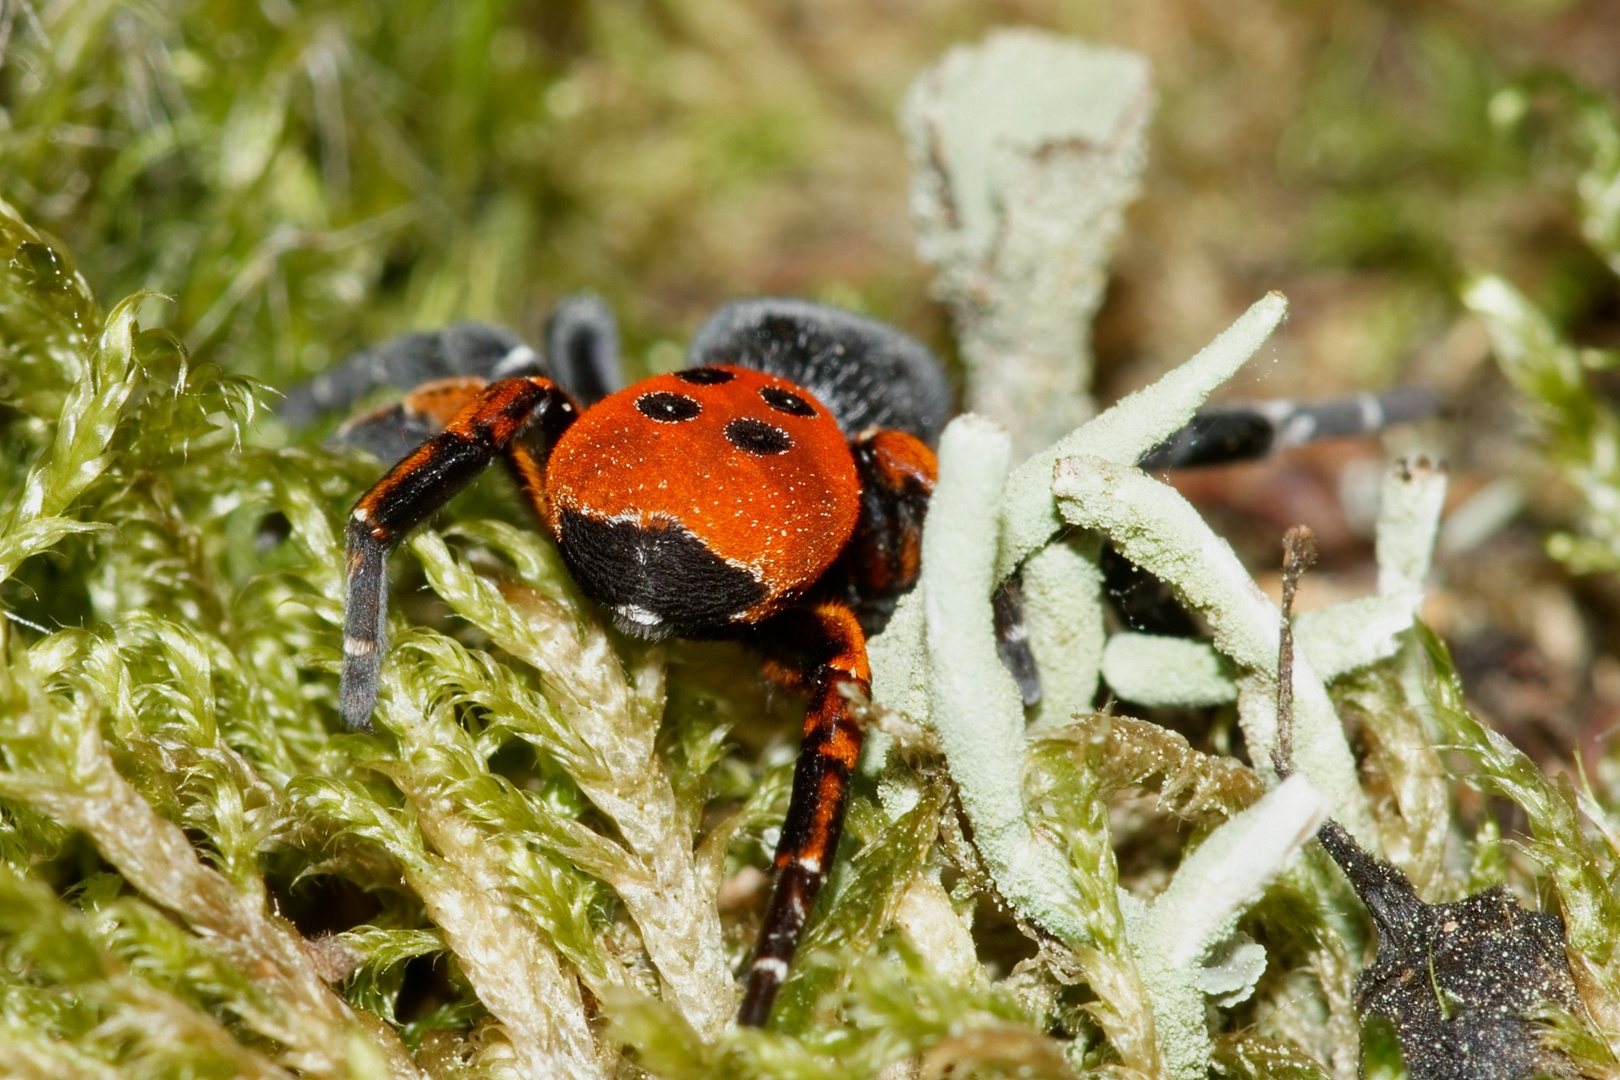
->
[996,292,1288,581]
[1375,459,1449,598]
[1128,773,1329,1080]
[1150,774,1328,969]
[901,29,1154,454]
[1293,458,1447,679]
[921,414,1090,947]
[903,29,1150,266]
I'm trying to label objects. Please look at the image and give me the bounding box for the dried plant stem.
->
[1273,525,1317,778]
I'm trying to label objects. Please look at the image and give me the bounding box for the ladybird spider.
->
[298,295,1436,1028]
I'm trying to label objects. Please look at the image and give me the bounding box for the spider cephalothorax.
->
[301,294,1434,1028]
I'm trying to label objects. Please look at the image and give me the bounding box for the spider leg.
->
[281,323,542,428]
[544,292,622,405]
[991,576,1041,707]
[281,294,623,431]
[332,376,492,464]
[1110,386,1441,635]
[340,376,579,730]
[1137,387,1438,471]
[841,428,935,624]
[739,601,870,1027]
[838,427,1041,704]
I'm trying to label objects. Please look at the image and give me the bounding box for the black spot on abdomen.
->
[637,391,702,422]
[759,385,816,416]
[675,367,735,385]
[725,418,792,455]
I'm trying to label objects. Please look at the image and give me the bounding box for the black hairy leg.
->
[1137,387,1438,471]
[1108,387,1442,638]
[280,292,619,438]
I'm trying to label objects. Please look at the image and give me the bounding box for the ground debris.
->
[1317,822,1579,1080]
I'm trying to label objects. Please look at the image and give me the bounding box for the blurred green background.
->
[4,0,1611,398]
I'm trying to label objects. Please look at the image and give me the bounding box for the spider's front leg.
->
[740,601,871,1027]
[339,376,579,729]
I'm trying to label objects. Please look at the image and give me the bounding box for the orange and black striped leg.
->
[830,427,936,636]
[339,376,579,730]
[739,602,871,1027]
[847,428,935,603]
[842,428,1040,705]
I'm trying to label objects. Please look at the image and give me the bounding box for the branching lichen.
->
[1053,451,1372,837]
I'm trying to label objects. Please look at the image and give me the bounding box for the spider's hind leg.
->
[1136,387,1439,471]
[1109,386,1442,636]
[281,323,541,430]
[333,376,492,465]
[280,293,623,434]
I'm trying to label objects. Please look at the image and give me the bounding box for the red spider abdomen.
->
[544,365,861,635]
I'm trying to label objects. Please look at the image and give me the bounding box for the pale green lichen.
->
[1020,539,1108,731]
[1123,776,1328,1080]
[1101,633,1236,708]
[1104,459,1447,711]
[996,291,1289,583]
[917,414,1093,948]
[903,29,1153,456]
[872,290,1448,1076]
[1052,450,1373,839]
